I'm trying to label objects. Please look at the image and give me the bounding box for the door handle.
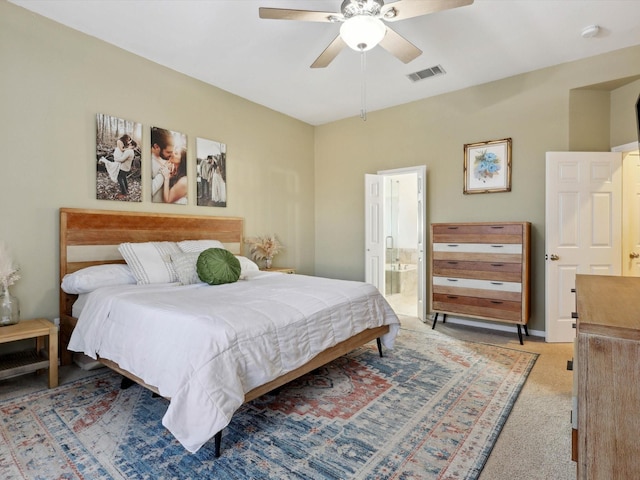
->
[549,254,559,261]
[630,252,640,259]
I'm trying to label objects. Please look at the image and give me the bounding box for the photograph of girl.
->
[96,113,142,202]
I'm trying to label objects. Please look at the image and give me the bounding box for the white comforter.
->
[68,272,400,453]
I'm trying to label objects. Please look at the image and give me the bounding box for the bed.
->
[59,208,400,455]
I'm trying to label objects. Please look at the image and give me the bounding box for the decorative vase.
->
[264,256,273,269]
[0,287,20,326]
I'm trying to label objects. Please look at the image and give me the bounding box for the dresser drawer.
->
[433,293,522,321]
[432,223,523,244]
[433,243,522,254]
[432,283,521,302]
[433,259,522,282]
[433,296,523,322]
[433,276,521,293]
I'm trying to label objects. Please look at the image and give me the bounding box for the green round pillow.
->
[196,248,241,285]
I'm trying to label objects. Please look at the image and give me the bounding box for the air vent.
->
[407,65,446,82]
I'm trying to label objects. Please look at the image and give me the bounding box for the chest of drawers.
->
[430,222,531,343]
[573,275,640,479]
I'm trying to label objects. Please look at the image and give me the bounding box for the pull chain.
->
[360,48,367,121]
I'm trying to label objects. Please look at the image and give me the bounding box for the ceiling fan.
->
[259,0,474,68]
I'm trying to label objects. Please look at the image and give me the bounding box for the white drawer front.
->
[433,276,522,292]
[433,243,522,254]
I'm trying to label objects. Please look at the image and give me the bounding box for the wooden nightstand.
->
[0,318,59,388]
[262,267,295,274]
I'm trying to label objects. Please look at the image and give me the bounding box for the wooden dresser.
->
[574,275,640,479]
[430,222,531,343]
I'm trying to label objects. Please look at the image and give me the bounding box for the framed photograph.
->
[463,138,512,194]
[96,113,142,202]
[196,137,227,207]
[150,127,188,204]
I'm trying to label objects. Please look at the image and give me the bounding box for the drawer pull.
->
[490,301,503,304]
[447,227,459,230]
[491,263,505,267]
[447,295,458,299]
[447,244,459,247]
[447,261,459,265]
[490,245,504,248]
[490,226,505,229]
[490,282,503,285]
[447,278,458,282]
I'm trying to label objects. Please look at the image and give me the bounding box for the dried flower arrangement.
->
[245,234,283,263]
[0,242,20,291]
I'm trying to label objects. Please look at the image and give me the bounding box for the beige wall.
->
[611,78,640,147]
[0,2,315,321]
[315,45,640,333]
[3,1,640,336]
[569,89,611,150]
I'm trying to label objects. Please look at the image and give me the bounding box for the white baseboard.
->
[428,313,544,338]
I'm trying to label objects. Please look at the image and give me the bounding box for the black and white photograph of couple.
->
[196,137,227,207]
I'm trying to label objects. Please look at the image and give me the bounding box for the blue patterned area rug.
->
[0,328,537,480]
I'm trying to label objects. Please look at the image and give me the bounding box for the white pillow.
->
[170,251,203,285]
[61,264,136,294]
[169,253,259,285]
[118,241,181,284]
[177,239,225,253]
[236,255,260,273]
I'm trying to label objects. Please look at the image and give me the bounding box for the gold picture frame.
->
[463,138,512,194]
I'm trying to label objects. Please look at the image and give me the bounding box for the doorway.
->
[545,151,622,343]
[365,166,426,321]
[383,173,418,316]
[621,147,640,276]
[545,142,639,342]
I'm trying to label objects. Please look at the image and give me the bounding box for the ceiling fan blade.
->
[311,35,346,68]
[259,7,339,22]
[382,0,474,22]
[378,26,422,64]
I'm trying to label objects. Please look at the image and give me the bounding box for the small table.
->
[261,267,295,274]
[0,318,58,388]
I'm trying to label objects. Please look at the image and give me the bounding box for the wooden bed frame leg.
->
[376,338,383,357]
[120,376,135,390]
[214,430,222,458]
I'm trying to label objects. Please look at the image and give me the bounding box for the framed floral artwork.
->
[463,138,512,194]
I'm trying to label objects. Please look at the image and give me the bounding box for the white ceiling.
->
[10,0,640,125]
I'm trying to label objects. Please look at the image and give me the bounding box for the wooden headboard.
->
[59,207,244,364]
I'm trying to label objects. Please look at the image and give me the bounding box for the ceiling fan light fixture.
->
[340,16,386,52]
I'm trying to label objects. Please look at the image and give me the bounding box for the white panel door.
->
[415,167,427,322]
[545,152,622,342]
[622,150,640,276]
[365,174,385,293]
